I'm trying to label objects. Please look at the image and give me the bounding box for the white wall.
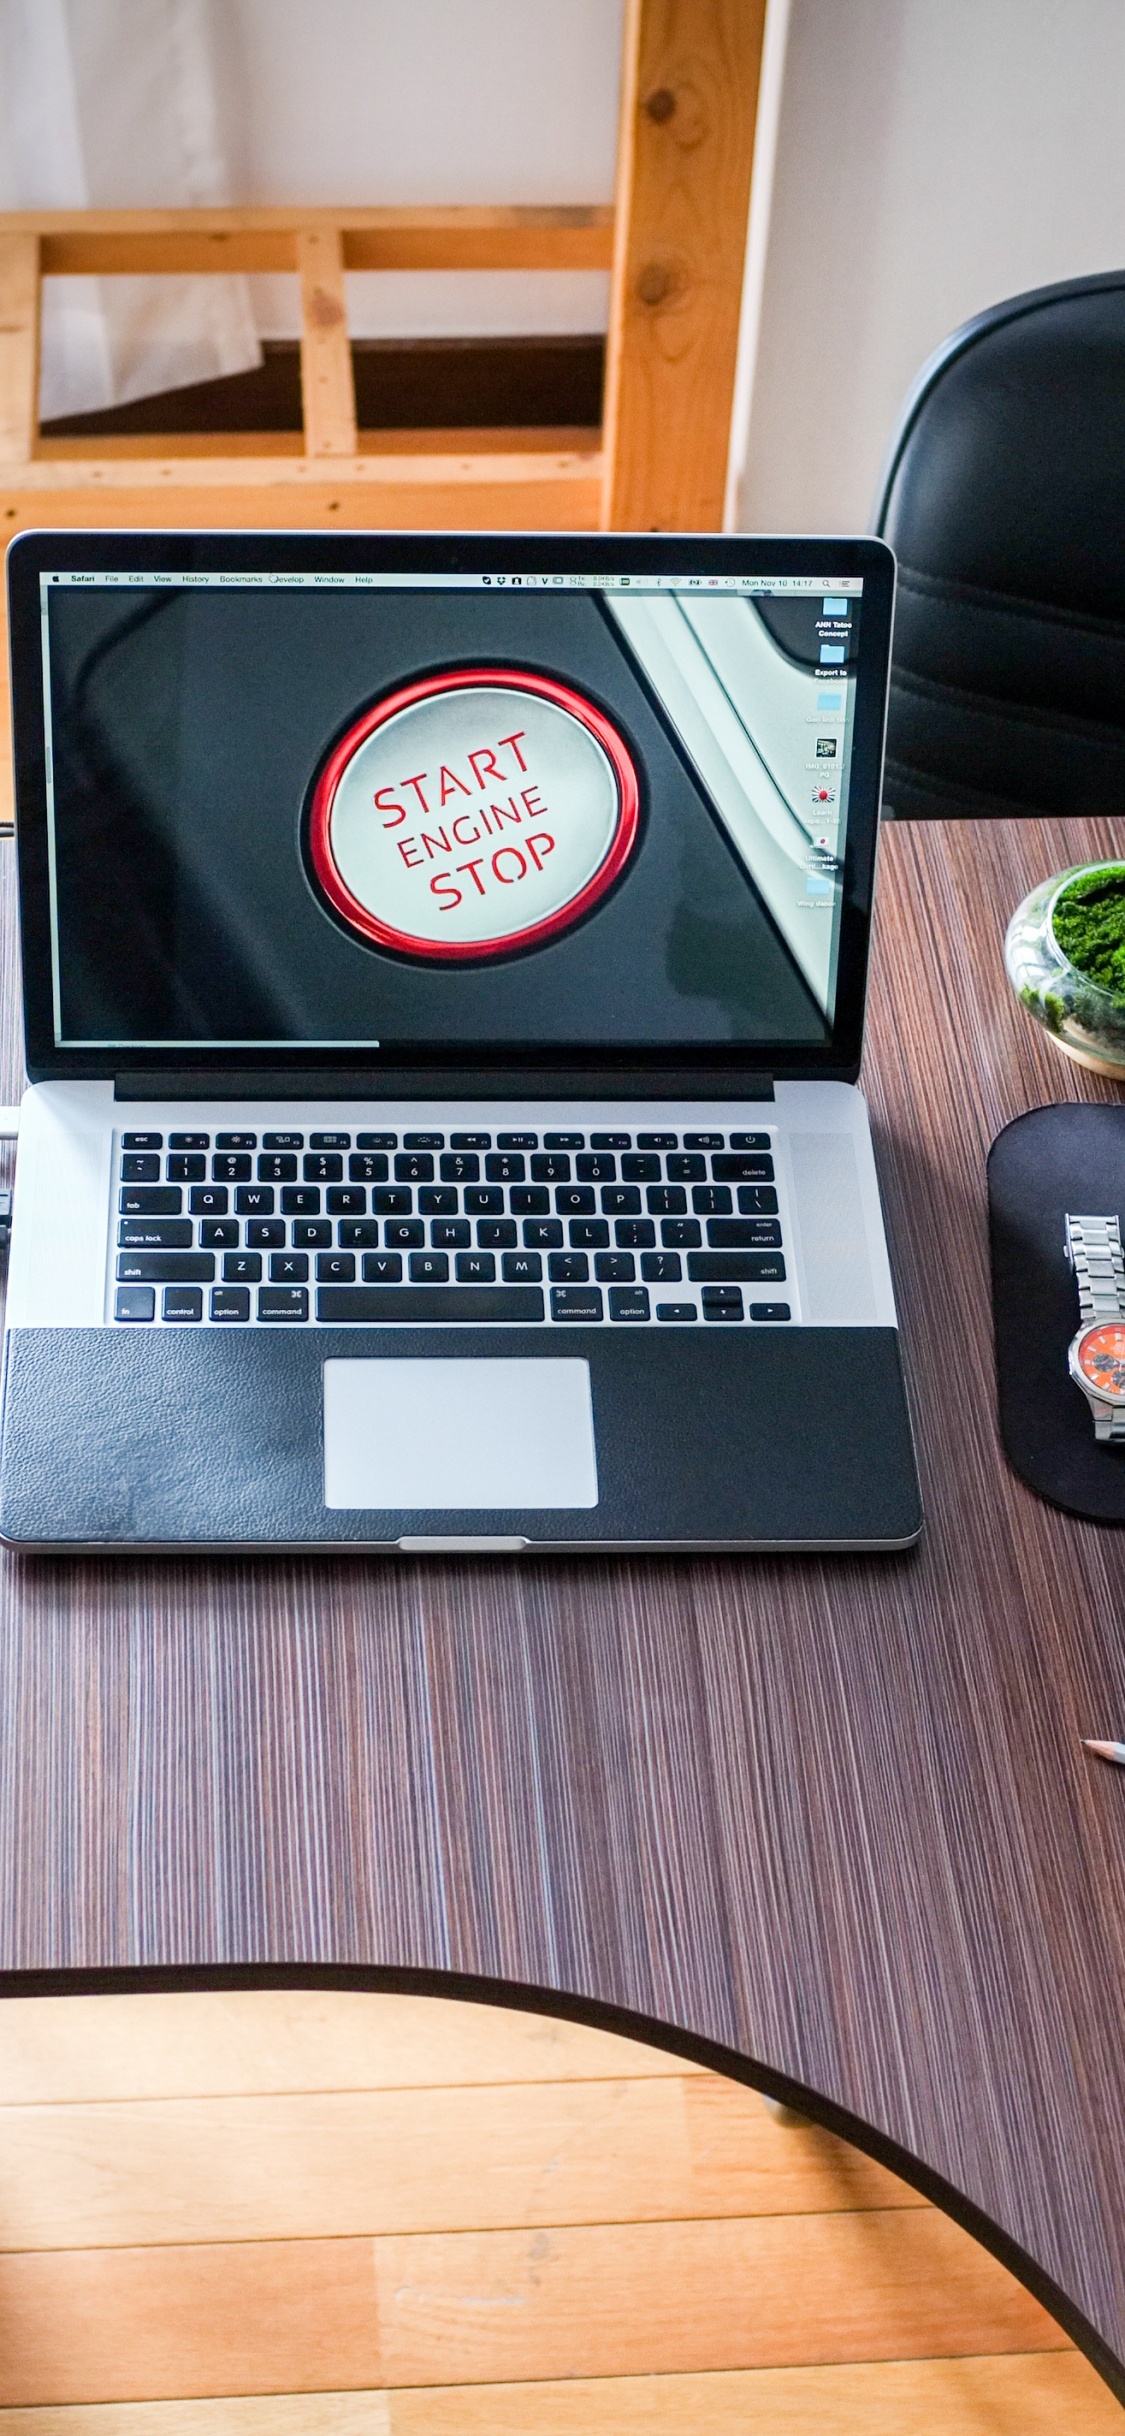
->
[214,0,622,340]
[739,0,1125,534]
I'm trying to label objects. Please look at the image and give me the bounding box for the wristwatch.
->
[1065,1213,1125,1441]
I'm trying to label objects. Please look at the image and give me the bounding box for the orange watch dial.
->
[1077,1322,1125,1397]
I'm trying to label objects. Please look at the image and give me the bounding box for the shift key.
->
[116,1252,215,1283]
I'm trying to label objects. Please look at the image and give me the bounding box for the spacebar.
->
[317,1286,545,1324]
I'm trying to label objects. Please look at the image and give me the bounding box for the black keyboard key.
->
[683,1132,724,1149]
[419,1186,458,1215]
[750,1302,791,1322]
[371,1187,413,1215]
[431,1219,470,1248]
[317,1253,356,1282]
[450,1133,490,1150]
[730,1132,771,1150]
[163,1286,203,1321]
[121,1132,163,1150]
[120,1185,181,1215]
[224,1252,262,1282]
[637,1132,676,1149]
[590,1132,631,1149]
[115,1286,155,1322]
[361,1253,404,1282]
[523,1219,564,1249]
[550,1252,589,1282]
[657,1302,697,1322]
[477,1218,517,1248]
[166,1153,206,1181]
[621,1154,660,1181]
[118,1218,192,1249]
[701,1286,744,1322]
[409,1252,449,1283]
[666,1154,706,1181]
[737,1187,779,1216]
[293,1219,332,1248]
[385,1219,425,1248]
[259,1288,309,1322]
[211,1287,250,1322]
[395,1152,434,1182]
[577,1153,615,1181]
[647,1185,687,1215]
[349,1153,389,1183]
[270,1252,309,1283]
[510,1187,550,1217]
[601,1186,641,1216]
[199,1219,239,1249]
[465,1187,504,1216]
[615,1218,656,1248]
[497,1132,537,1149]
[456,1252,495,1282]
[692,1185,732,1215]
[318,1286,544,1323]
[258,1153,297,1182]
[356,1132,397,1150]
[327,1186,368,1215]
[596,1252,635,1281]
[440,1152,479,1182]
[117,1251,215,1283]
[246,1218,285,1249]
[544,1132,583,1148]
[550,1286,603,1322]
[235,1185,274,1214]
[692,1254,784,1282]
[304,1153,343,1182]
[642,1251,682,1282]
[263,1132,304,1149]
[661,1218,701,1248]
[713,1153,775,1181]
[531,1153,570,1182]
[215,1132,256,1150]
[212,1153,251,1182]
[503,1251,542,1282]
[169,1133,209,1150]
[486,1152,525,1182]
[610,1286,650,1322]
[706,1218,783,1248]
[191,1185,229,1216]
[569,1219,609,1249]
[556,1186,595,1215]
[121,1153,161,1182]
[281,1186,321,1215]
[310,1132,350,1150]
[403,1132,443,1149]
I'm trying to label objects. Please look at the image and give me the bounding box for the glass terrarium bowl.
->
[1005,861,1125,1080]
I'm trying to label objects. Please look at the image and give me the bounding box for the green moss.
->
[1052,865,1125,1001]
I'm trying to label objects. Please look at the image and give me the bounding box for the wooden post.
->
[0,233,39,464]
[296,226,357,459]
[602,0,768,531]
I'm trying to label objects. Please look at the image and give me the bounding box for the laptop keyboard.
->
[112,1126,790,1328]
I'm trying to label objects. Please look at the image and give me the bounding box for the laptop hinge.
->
[113,1065,776,1102]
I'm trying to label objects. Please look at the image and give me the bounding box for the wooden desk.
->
[0,816,1124,2395]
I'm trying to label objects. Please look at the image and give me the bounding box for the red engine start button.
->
[308,668,640,960]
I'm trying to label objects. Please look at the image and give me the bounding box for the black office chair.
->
[872,269,1125,819]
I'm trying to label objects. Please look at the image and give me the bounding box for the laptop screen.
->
[11,535,892,1079]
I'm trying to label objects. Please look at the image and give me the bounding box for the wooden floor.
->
[0,1989,1111,2431]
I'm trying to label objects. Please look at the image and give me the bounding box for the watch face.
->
[1077,1322,1125,1400]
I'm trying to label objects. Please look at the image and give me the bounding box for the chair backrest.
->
[873,270,1125,819]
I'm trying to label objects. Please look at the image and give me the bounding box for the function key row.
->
[120,1128,772,1157]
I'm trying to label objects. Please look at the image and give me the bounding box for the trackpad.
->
[323,1357,599,1510]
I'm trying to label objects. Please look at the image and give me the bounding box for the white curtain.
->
[0,0,260,421]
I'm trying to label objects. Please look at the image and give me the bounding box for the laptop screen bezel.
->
[6,527,895,1091]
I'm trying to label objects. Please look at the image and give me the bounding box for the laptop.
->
[0,527,920,1553]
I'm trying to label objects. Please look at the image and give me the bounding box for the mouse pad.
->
[988,1102,1125,1521]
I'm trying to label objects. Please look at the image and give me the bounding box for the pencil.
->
[1084,1740,1125,1766]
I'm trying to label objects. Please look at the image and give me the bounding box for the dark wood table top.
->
[1,817,1125,2391]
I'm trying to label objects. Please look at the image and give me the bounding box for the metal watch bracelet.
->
[1066,1212,1125,1440]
